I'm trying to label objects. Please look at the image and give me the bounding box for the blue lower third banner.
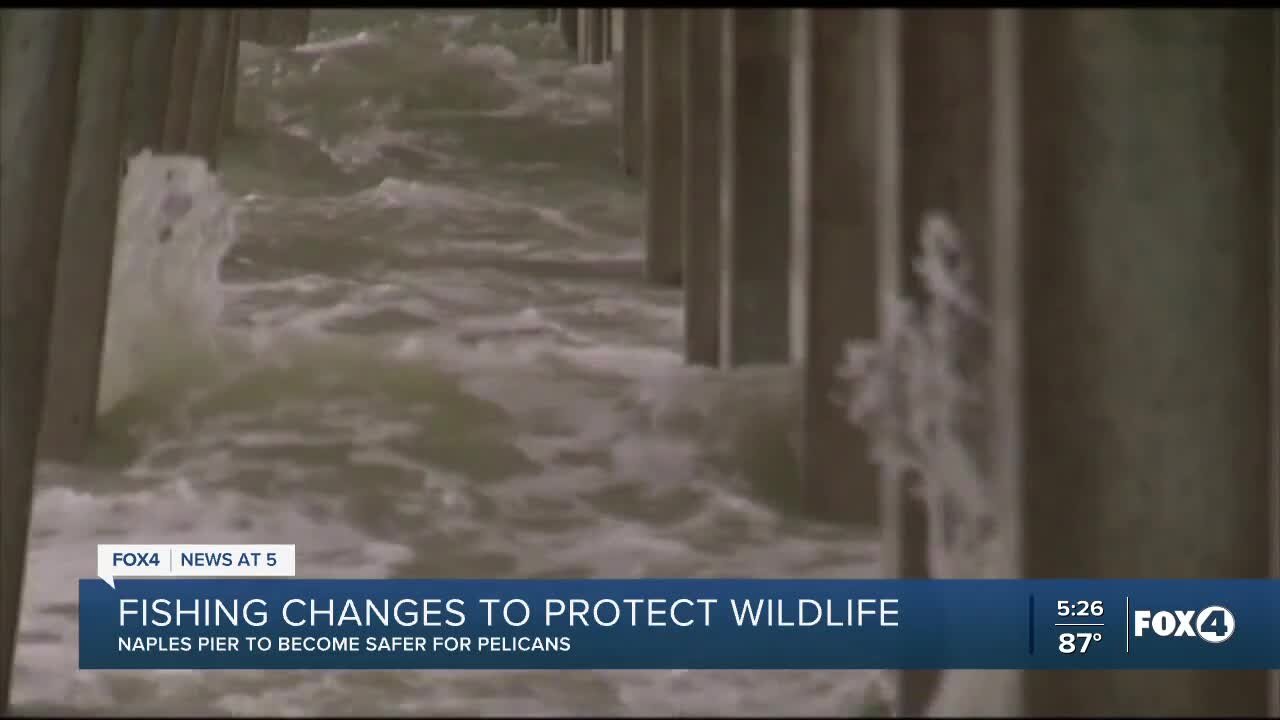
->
[79,579,1280,670]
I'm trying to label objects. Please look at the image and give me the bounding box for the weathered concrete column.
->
[592,9,604,64]
[610,7,621,54]
[0,10,85,712]
[219,10,241,139]
[887,10,994,713]
[1005,10,1276,716]
[161,9,202,153]
[681,9,722,366]
[186,9,232,167]
[578,8,604,64]
[617,9,644,177]
[796,8,883,526]
[718,9,792,365]
[122,9,179,159]
[788,10,809,368]
[641,9,685,286]
[275,9,311,46]
[559,8,578,55]
[873,10,1279,716]
[841,12,938,719]
[575,9,591,63]
[238,8,261,42]
[246,9,309,47]
[600,9,612,59]
[38,11,140,463]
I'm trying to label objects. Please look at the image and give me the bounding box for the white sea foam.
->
[98,153,239,414]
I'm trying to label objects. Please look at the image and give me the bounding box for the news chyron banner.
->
[82,545,1279,670]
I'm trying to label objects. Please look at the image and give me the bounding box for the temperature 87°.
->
[1058,632,1102,654]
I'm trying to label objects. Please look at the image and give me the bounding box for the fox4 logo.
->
[1132,606,1236,644]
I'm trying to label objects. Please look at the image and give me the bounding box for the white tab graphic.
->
[97,544,296,588]
[96,544,172,587]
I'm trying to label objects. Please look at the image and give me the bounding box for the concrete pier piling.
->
[865,9,1279,715]
[4,9,244,704]
[1001,10,1276,715]
[160,10,240,164]
[219,10,242,139]
[718,9,793,365]
[0,10,85,712]
[559,9,578,55]
[601,10,612,59]
[241,9,310,47]
[610,9,624,169]
[681,9,723,366]
[641,9,686,286]
[275,9,311,46]
[38,10,140,463]
[237,8,262,43]
[618,9,644,177]
[855,11,940,714]
[576,9,591,63]
[161,9,203,153]
[187,9,234,167]
[577,8,606,64]
[122,10,179,158]
[796,8,883,525]
[887,9,1001,713]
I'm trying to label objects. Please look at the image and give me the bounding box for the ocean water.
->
[12,10,887,716]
